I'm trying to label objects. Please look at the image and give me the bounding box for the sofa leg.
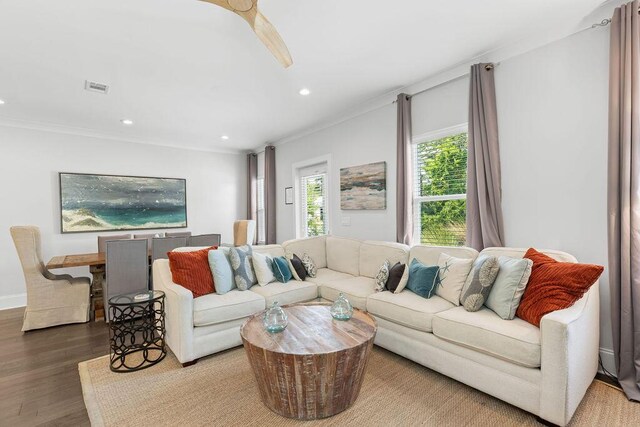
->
[535,416,560,427]
[182,359,198,368]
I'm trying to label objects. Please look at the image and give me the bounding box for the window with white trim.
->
[299,163,328,238]
[413,127,468,246]
[256,178,266,244]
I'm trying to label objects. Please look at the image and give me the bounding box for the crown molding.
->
[0,116,244,155]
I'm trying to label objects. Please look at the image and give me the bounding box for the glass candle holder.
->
[330,293,353,321]
[263,301,288,333]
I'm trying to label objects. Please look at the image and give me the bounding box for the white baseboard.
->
[599,347,616,378]
[0,293,26,310]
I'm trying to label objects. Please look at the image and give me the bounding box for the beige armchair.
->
[10,226,90,331]
[233,220,257,246]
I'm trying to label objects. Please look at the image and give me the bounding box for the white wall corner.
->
[598,347,617,377]
[0,293,26,310]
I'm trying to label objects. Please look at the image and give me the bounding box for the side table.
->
[108,290,166,373]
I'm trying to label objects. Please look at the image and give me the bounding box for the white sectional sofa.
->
[152,235,600,426]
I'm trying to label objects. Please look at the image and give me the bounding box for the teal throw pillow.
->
[406,258,440,298]
[208,248,235,295]
[272,256,293,283]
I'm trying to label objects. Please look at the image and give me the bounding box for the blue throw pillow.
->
[406,258,440,298]
[208,248,235,295]
[272,256,292,283]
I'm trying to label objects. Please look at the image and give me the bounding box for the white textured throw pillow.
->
[252,251,275,286]
[436,253,474,305]
[375,260,390,292]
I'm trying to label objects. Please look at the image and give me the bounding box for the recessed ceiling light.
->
[121,119,134,125]
[0,99,5,105]
[221,135,229,140]
[299,88,311,96]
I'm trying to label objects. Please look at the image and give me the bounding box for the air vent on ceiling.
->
[84,80,109,94]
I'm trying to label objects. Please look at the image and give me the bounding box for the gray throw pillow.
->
[375,260,391,292]
[460,255,499,312]
[229,245,257,291]
[301,253,317,278]
[485,257,533,320]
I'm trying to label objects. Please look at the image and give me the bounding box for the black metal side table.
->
[108,290,166,373]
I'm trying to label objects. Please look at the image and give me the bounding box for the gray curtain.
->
[396,93,413,245]
[466,63,505,251]
[247,153,258,244]
[264,145,276,244]
[608,0,640,401]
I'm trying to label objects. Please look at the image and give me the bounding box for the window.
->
[256,178,266,244]
[413,128,468,246]
[301,173,328,237]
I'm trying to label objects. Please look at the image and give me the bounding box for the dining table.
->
[47,252,108,321]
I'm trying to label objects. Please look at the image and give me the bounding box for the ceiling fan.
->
[200,0,293,68]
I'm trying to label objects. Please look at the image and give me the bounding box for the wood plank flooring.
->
[0,307,109,426]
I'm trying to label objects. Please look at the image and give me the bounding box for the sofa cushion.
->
[306,268,354,286]
[249,281,318,306]
[432,307,541,368]
[283,236,327,269]
[326,236,361,276]
[319,276,376,310]
[367,291,454,332]
[193,290,265,327]
[409,245,478,266]
[253,245,286,259]
[359,240,409,278]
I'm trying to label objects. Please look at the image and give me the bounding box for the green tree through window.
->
[304,175,326,236]
[416,132,467,246]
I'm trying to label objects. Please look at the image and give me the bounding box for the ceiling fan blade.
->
[250,11,293,68]
[199,0,293,68]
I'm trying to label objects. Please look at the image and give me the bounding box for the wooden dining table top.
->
[47,252,106,269]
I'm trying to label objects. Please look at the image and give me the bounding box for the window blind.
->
[301,173,327,237]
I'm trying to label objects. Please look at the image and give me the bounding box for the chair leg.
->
[182,359,198,368]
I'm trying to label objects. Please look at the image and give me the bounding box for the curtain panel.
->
[396,93,413,245]
[466,63,505,251]
[265,145,277,244]
[247,153,258,245]
[607,0,640,401]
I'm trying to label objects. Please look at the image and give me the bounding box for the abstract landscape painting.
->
[60,173,187,233]
[340,161,386,210]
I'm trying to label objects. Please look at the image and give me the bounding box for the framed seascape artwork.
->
[340,161,387,210]
[59,173,187,233]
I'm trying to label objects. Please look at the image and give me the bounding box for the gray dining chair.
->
[134,233,163,248]
[98,234,132,253]
[166,231,192,238]
[152,236,188,262]
[105,239,149,322]
[188,233,221,247]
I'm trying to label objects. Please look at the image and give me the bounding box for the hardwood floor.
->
[0,307,109,426]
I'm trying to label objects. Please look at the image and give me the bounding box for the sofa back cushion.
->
[359,240,410,279]
[326,236,361,276]
[282,236,327,269]
[253,245,285,259]
[479,247,577,263]
[409,245,478,266]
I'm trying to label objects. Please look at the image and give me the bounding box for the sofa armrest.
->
[152,259,195,364]
[539,282,600,426]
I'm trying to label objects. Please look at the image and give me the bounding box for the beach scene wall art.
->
[340,161,386,210]
[60,173,187,233]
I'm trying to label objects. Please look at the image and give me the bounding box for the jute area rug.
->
[79,347,638,426]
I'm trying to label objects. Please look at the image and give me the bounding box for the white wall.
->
[0,126,245,308]
[274,28,613,369]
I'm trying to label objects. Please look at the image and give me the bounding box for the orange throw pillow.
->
[167,247,217,298]
[516,248,603,327]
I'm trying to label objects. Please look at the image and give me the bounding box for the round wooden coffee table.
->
[240,302,377,420]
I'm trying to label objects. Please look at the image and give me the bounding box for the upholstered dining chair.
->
[10,226,90,331]
[152,236,188,263]
[188,233,221,247]
[97,233,132,253]
[104,239,149,322]
[165,231,192,238]
[233,220,256,246]
[134,232,163,248]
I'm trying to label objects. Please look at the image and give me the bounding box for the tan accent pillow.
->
[436,253,474,305]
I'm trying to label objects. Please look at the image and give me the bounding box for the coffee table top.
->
[240,302,376,356]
